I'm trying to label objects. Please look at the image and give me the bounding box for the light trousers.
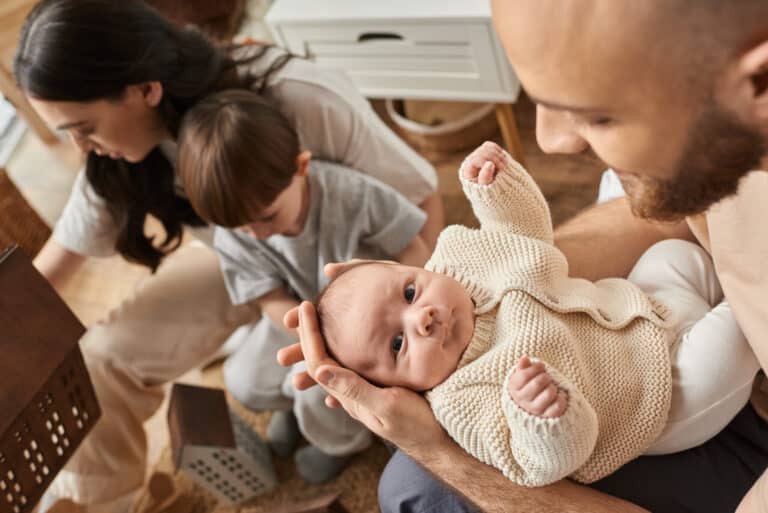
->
[49,243,367,505]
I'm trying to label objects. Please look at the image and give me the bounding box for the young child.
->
[176,90,430,483]
[315,141,760,487]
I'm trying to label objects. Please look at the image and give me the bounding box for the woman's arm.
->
[33,238,87,293]
[417,192,444,251]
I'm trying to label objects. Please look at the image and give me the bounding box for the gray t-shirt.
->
[215,160,426,304]
[52,45,436,257]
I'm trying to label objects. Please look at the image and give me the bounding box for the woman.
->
[15,0,442,510]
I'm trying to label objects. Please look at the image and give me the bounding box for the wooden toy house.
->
[168,383,277,505]
[0,246,100,513]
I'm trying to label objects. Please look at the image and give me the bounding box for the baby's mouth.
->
[440,311,456,349]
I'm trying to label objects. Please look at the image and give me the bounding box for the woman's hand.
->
[508,356,569,419]
[460,141,507,185]
[279,301,448,454]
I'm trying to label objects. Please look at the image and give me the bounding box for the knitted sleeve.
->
[459,150,554,243]
[501,362,599,486]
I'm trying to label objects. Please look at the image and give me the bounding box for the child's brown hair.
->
[178,89,300,227]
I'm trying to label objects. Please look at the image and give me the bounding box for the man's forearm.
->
[396,234,431,267]
[409,437,649,513]
[554,197,693,280]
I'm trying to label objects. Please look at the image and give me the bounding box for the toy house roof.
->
[0,247,85,436]
[168,383,236,469]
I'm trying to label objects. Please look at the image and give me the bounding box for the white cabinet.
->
[265,0,524,159]
[265,0,519,102]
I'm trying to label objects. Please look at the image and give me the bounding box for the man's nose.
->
[535,105,589,155]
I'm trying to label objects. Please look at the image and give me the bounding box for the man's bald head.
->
[492,0,768,221]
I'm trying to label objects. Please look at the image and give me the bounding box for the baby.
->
[315,142,760,487]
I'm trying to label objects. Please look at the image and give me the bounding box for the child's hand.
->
[508,356,568,419]
[460,141,507,185]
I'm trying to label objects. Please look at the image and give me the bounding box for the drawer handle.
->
[357,32,404,43]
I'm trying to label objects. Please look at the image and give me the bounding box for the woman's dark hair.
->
[178,90,300,228]
[14,0,292,271]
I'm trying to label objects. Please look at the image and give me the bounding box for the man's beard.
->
[622,106,766,222]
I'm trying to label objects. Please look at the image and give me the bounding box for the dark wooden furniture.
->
[0,247,100,513]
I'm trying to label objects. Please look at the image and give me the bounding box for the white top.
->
[266,0,492,23]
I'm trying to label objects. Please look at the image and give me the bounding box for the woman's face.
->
[27,83,170,163]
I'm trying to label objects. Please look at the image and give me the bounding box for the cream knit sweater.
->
[425,153,673,487]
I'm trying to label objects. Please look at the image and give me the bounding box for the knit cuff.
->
[501,360,599,485]
[458,154,553,242]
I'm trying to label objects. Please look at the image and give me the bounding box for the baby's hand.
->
[508,356,568,419]
[460,141,507,185]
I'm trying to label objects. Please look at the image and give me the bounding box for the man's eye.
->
[404,284,416,304]
[392,334,404,354]
[73,129,93,139]
[588,117,613,127]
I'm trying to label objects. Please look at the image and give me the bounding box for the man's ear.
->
[737,39,768,119]
[295,150,312,177]
[323,259,396,279]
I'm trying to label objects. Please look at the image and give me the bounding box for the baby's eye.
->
[404,284,416,304]
[392,334,404,354]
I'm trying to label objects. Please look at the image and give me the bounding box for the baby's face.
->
[326,263,475,391]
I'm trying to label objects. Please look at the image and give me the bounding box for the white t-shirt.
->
[52,45,437,257]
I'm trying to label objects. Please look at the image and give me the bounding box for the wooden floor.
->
[8,93,606,513]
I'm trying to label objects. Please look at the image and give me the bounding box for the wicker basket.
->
[384,99,499,155]
[0,247,100,513]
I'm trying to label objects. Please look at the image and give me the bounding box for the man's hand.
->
[461,141,507,185]
[509,357,569,419]
[279,301,448,455]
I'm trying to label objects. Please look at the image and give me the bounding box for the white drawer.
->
[268,19,519,102]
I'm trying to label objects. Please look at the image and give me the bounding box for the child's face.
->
[327,263,475,391]
[239,174,308,240]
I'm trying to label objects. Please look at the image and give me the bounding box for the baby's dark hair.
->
[177,89,300,227]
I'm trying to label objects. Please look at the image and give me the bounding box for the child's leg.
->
[223,316,294,411]
[283,363,373,482]
[628,240,760,454]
